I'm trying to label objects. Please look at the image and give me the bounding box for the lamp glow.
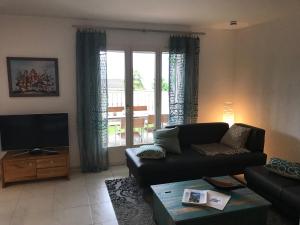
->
[223,102,235,127]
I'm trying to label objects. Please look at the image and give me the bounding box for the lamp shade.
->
[223,102,234,126]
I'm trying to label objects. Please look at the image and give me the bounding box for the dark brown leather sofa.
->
[245,166,300,220]
[126,122,267,187]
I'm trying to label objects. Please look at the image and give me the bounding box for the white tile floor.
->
[0,165,129,225]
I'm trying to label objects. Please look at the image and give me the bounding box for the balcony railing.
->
[108,90,169,147]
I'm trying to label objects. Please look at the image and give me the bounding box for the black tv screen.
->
[0,113,69,151]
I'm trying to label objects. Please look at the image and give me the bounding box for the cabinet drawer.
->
[4,160,36,182]
[37,167,67,178]
[36,157,66,168]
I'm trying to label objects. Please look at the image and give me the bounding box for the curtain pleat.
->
[76,30,108,172]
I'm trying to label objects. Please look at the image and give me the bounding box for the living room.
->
[0,0,299,225]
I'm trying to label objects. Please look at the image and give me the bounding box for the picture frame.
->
[6,57,59,97]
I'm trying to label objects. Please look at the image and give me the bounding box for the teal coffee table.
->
[151,176,271,225]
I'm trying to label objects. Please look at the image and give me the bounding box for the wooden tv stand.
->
[1,148,69,187]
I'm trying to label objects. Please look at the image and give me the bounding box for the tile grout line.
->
[9,185,24,225]
[53,179,59,225]
[84,172,95,225]
[89,169,115,225]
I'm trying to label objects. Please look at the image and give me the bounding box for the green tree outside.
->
[161,78,169,91]
[133,70,144,90]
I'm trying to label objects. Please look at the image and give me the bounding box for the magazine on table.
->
[182,189,208,206]
[182,189,231,210]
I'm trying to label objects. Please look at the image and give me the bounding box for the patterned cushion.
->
[154,127,181,154]
[220,124,251,149]
[135,145,166,159]
[192,143,250,156]
[265,158,300,180]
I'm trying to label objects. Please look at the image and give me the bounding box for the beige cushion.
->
[220,124,251,149]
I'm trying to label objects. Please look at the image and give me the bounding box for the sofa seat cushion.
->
[126,147,203,175]
[245,166,299,199]
[126,148,266,177]
[191,143,249,156]
[281,186,300,213]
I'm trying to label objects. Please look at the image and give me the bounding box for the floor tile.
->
[91,202,117,224]
[15,194,54,215]
[0,213,13,225]
[87,186,111,204]
[55,173,86,193]
[101,220,119,225]
[0,199,18,215]
[54,188,89,209]
[85,171,114,189]
[11,211,59,225]
[85,170,114,181]
[0,167,123,225]
[233,174,246,184]
[55,205,93,225]
[0,185,22,203]
[21,181,56,198]
[112,171,129,178]
[111,165,129,178]
[110,165,128,173]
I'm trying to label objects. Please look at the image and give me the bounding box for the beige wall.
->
[234,15,300,162]
[0,16,79,166]
[198,29,235,123]
[0,15,236,166]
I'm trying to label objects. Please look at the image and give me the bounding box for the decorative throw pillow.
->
[135,145,166,159]
[191,143,250,156]
[220,124,251,149]
[265,158,300,180]
[153,127,181,154]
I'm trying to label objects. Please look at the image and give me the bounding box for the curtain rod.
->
[72,25,205,35]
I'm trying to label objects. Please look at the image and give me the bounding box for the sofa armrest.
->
[235,123,265,153]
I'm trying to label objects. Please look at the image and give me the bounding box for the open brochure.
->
[182,189,231,210]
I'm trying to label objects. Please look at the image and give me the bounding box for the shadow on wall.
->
[265,129,300,162]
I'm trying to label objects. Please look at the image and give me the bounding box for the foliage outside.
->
[133,70,144,90]
[161,78,169,91]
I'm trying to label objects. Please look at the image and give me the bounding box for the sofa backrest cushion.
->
[154,127,181,154]
[235,123,265,153]
[167,123,229,149]
[220,124,251,149]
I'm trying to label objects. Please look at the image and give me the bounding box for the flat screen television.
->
[0,113,69,151]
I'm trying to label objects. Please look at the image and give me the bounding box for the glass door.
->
[107,51,126,147]
[132,51,156,145]
[107,50,169,149]
[161,52,170,127]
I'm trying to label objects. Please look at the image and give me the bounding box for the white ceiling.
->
[1,0,300,29]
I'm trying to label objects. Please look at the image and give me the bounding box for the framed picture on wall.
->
[6,57,59,97]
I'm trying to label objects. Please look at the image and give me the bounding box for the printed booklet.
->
[182,189,231,210]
